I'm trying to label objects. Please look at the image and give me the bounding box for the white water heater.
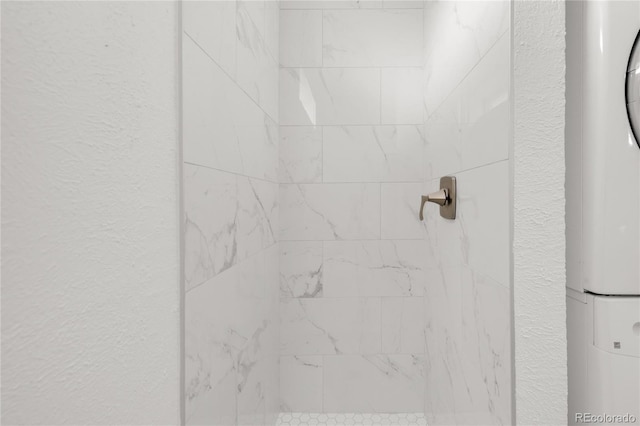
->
[567,1,640,424]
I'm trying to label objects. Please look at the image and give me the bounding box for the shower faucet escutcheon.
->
[419,176,457,220]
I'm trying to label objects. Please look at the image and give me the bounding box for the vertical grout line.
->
[321,9,324,68]
[379,68,383,125]
[177,0,185,423]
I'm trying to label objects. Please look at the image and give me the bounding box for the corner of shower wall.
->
[422,1,513,424]
[181,1,281,425]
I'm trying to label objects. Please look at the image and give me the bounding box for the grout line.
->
[183,161,280,185]
[423,157,510,183]
[186,241,279,294]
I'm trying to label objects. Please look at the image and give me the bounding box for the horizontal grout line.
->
[424,157,509,183]
[183,161,279,185]
[185,242,279,294]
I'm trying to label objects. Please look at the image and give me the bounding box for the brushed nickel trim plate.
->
[419,176,456,220]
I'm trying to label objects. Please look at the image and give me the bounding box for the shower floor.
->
[276,412,427,426]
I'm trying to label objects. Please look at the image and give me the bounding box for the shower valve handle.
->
[419,189,449,220]
[419,176,457,221]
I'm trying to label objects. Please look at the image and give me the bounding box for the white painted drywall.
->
[1,2,181,424]
[513,1,568,424]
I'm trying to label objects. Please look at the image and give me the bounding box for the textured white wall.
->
[1,2,181,424]
[513,1,567,424]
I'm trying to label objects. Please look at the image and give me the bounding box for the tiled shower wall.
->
[278,0,428,413]
[182,1,280,425]
[421,1,512,424]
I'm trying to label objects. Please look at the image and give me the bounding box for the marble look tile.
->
[323,240,426,297]
[280,0,383,9]
[237,0,279,121]
[381,297,424,354]
[265,0,280,62]
[323,354,425,412]
[183,36,278,181]
[382,0,423,8]
[280,10,323,67]
[424,33,509,180]
[457,33,509,172]
[424,96,463,180]
[380,183,428,240]
[185,251,275,426]
[279,126,323,183]
[323,126,423,183]
[236,177,278,261]
[424,266,511,425]
[323,9,423,67]
[423,1,509,117]
[183,0,237,78]
[280,356,324,412]
[184,164,277,291]
[381,68,424,125]
[183,164,238,291]
[280,241,323,298]
[424,161,510,287]
[279,184,380,241]
[280,68,380,126]
[280,298,381,355]
[264,244,281,426]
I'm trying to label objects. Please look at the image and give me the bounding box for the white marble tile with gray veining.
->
[323,126,424,183]
[185,256,272,426]
[424,266,511,425]
[381,183,428,240]
[279,9,323,67]
[183,36,278,182]
[323,240,426,297]
[279,68,380,126]
[280,0,383,10]
[381,297,424,354]
[424,161,510,287]
[381,68,424,125]
[279,126,323,184]
[183,0,237,78]
[424,33,509,181]
[280,298,381,355]
[323,9,423,67]
[237,177,278,261]
[280,355,324,412]
[279,183,380,241]
[323,354,425,413]
[184,164,239,291]
[280,241,323,298]
[184,164,278,291]
[423,1,509,117]
[236,0,279,121]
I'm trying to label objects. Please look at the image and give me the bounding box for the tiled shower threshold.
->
[276,412,428,426]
